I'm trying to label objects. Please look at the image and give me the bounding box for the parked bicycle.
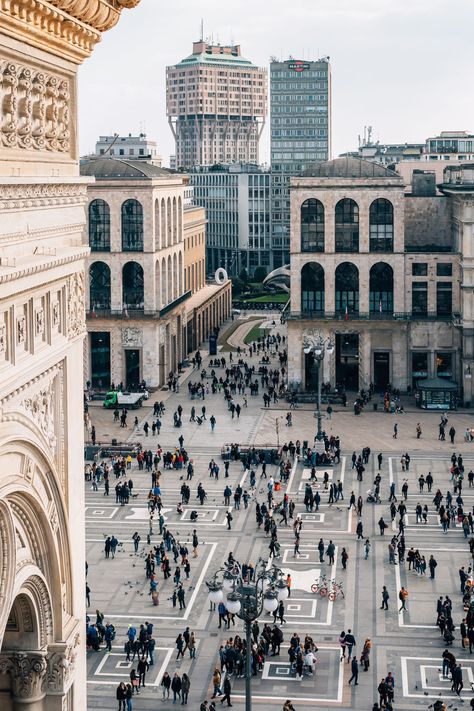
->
[311,575,329,596]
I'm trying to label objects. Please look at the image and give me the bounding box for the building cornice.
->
[0,0,141,64]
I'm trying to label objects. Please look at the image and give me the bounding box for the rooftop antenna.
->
[200,18,204,41]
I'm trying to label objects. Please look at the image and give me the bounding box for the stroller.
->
[366,489,381,504]
[195,416,203,426]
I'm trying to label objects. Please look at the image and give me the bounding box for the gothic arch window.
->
[370,198,394,252]
[161,257,167,306]
[167,255,172,303]
[178,251,183,295]
[122,262,144,310]
[89,199,110,251]
[167,198,172,247]
[121,199,144,251]
[335,198,359,252]
[301,199,324,252]
[89,261,111,310]
[370,262,394,314]
[154,199,160,250]
[301,262,325,314]
[335,262,359,314]
[173,253,178,300]
[161,198,166,248]
[173,196,178,244]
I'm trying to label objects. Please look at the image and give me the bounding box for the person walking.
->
[348,656,359,685]
[211,668,222,698]
[344,630,356,662]
[181,673,190,705]
[171,672,182,704]
[380,586,389,610]
[364,539,371,559]
[341,547,349,570]
[398,586,408,611]
[161,672,171,700]
[393,423,398,439]
[116,682,127,711]
[326,540,335,565]
[220,675,232,707]
[137,656,149,688]
[429,555,438,580]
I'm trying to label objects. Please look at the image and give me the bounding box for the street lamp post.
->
[206,559,288,711]
[303,330,334,442]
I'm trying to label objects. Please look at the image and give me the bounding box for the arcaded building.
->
[285,157,462,396]
[81,158,230,389]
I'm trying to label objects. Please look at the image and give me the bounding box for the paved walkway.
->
[85,321,474,709]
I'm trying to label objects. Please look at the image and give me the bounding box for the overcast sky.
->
[78,0,474,166]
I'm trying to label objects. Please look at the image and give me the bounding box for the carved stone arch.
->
[0,500,16,645]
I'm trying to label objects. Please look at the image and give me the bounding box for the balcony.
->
[86,291,192,320]
[284,311,458,322]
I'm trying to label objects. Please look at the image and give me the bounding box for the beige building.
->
[285,157,462,398]
[166,40,267,168]
[0,2,140,710]
[183,204,232,350]
[81,158,231,388]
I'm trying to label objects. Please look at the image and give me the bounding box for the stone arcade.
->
[0,2,141,710]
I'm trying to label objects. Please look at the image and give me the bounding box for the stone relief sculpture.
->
[121,327,142,347]
[20,379,56,452]
[0,60,70,153]
[67,272,85,338]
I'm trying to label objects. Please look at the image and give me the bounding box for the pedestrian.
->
[221,675,232,707]
[137,656,149,688]
[398,587,408,611]
[212,668,222,698]
[181,673,190,705]
[171,672,182,704]
[161,671,171,700]
[348,656,359,685]
[364,539,371,559]
[393,423,398,439]
[429,555,438,579]
[380,586,389,610]
[341,547,349,570]
[116,682,127,711]
[326,540,335,565]
[344,629,356,661]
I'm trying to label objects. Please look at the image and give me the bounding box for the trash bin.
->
[373,403,378,411]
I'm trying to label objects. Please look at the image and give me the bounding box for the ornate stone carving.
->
[52,301,60,328]
[46,636,79,694]
[0,0,142,64]
[16,315,26,345]
[67,271,85,338]
[35,308,45,336]
[0,323,6,354]
[121,327,142,347]
[0,652,48,701]
[0,182,88,211]
[0,60,71,153]
[19,379,56,451]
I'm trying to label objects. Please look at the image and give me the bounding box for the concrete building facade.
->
[95,133,162,166]
[270,58,332,269]
[0,2,140,710]
[166,41,267,169]
[285,157,463,399]
[81,158,231,389]
[190,163,271,277]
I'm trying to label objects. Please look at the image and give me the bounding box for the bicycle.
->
[311,575,329,596]
[327,580,345,601]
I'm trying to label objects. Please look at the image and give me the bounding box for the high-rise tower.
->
[167,41,268,169]
[270,57,332,267]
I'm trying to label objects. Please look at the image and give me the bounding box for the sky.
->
[78,0,474,166]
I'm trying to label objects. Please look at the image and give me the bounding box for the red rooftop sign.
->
[288,61,310,72]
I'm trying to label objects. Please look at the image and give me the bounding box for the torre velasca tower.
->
[167,40,268,169]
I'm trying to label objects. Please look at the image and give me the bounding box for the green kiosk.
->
[415,376,458,410]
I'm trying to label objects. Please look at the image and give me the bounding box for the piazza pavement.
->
[85,315,474,710]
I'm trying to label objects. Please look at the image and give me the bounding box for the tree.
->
[239,268,249,284]
[253,266,268,283]
[231,276,245,297]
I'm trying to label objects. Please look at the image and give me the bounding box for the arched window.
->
[301,199,324,252]
[167,198,172,246]
[155,259,161,309]
[167,255,172,303]
[89,261,111,310]
[161,198,166,248]
[122,262,144,310]
[301,263,325,314]
[154,199,160,250]
[122,199,143,251]
[173,196,177,244]
[370,198,394,252]
[335,198,359,252]
[179,251,183,295]
[173,253,178,300]
[370,262,394,314]
[89,199,110,251]
[161,257,167,306]
[178,197,182,241]
[335,262,359,314]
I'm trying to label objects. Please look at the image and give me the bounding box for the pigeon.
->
[424,692,429,696]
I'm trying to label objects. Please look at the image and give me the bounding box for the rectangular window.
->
[412,352,428,377]
[436,263,452,276]
[412,281,428,316]
[436,352,452,377]
[412,263,427,276]
[436,282,452,317]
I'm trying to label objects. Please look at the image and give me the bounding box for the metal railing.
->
[86,291,192,320]
[284,310,458,322]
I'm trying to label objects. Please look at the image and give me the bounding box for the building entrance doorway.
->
[336,333,359,390]
[125,349,140,389]
[90,332,110,388]
[374,352,390,391]
[304,351,319,392]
